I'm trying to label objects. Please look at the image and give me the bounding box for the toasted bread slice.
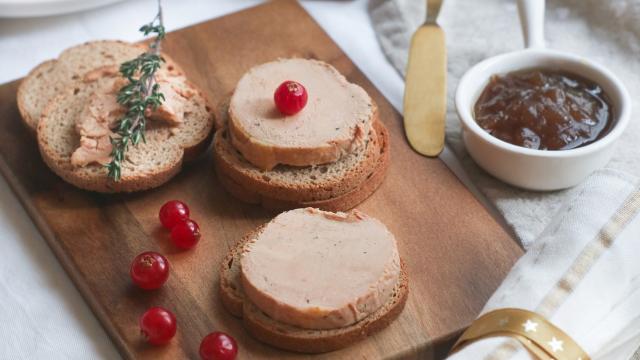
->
[215,122,389,211]
[16,59,58,133]
[219,225,408,353]
[37,68,214,193]
[214,95,390,211]
[17,40,148,132]
[243,273,407,354]
[17,40,185,132]
[228,59,375,170]
[220,226,264,318]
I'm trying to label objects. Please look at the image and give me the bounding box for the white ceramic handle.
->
[517,0,545,49]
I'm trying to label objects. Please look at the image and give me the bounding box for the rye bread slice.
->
[17,40,183,132]
[16,59,58,133]
[219,226,408,353]
[214,118,389,205]
[17,40,148,132]
[215,122,389,211]
[37,67,214,193]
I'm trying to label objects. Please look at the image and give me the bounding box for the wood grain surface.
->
[0,1,523,359]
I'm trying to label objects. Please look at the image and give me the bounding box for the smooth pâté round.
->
[130,251,170,290]
[274,80,308,115]
[199,332,238,360]
[159,200,190,229]
[170,219,201,249]
[139,307,177,346]
[228,59,375,170]
[240,208,400,329]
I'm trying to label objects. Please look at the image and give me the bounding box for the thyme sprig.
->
[106,0,166,181]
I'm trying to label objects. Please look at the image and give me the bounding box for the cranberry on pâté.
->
[274,80,308,115]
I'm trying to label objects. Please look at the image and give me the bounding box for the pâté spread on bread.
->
[17,40,146,131]
[241,207,400,329]
[15,4,403,355]
[214,58,390,211]
[229,58,373,170]
[70,68,195,167]
[24,40,214,193]
[220,207,408,353]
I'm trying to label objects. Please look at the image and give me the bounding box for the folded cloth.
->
[445,169,640,359]
[368,0,640,249]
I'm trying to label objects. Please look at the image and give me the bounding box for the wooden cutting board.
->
[0,1,523,359]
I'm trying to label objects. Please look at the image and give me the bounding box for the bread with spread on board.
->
[219,207,408,353]
[17,40,215,192]
[15,12,400,358]
[213,58,390,211]
[18,40,185,132]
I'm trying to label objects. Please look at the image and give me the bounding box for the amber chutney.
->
[473,69,614,150]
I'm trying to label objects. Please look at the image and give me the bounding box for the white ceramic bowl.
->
[454,0,631,191]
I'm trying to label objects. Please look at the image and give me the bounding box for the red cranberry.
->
[199,331,238,360]
[274,80,308,115]
[139,307,177,345]
[159,200,190,229]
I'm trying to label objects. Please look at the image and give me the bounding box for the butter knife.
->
[403,0,447,157]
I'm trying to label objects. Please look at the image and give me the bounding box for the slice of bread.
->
[37,67,214,193]
[17,40,147,132]
[214,110,389,208]
[215,122,389,211]
[219,225,408,353]
[16,59,58,132]
[214,119,387,202]
[242,277,407,354]
[220,226,265,318]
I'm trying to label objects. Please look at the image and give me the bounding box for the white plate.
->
[0,0,125,18]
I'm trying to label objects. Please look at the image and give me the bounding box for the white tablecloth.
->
[0,0,483,358]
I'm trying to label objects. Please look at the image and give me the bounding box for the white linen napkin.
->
[368,0,640,249]
[444,169,640,359]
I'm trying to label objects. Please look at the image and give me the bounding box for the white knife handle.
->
[517,0,546,49]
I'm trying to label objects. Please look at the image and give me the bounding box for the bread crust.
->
[243,264,408,354]
[214,119,389,205]
[38,136,184,193]
[215,122,389,212]
[219,226,265,317]
[218,226,408,353]
[56,39,145,63]
[17,59,58,133]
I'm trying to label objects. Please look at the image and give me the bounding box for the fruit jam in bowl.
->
[455,0,631,191]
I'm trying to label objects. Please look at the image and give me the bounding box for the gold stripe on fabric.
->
[450,308,589,360]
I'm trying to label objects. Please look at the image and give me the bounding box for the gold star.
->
[498,317,509,327]
[522,319,538,333]
[548,337,564,352]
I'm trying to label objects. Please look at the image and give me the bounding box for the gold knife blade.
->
[403,2,447,157]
